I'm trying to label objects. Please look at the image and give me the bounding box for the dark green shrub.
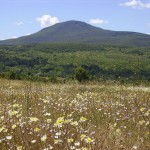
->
[75,67,90,82]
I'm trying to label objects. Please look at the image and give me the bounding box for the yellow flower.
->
[85,137,94,143]
[34,127,40,132]
[8,110,19,116]
[54,139,59,144]
[67,114,72,118]
[144,110,150,116]
[80,134,86,141]
[57,117,64,123]
[67,138,74,143]
[80,116,87,122]
[54,117,64,127]
[64,119,72,124]
[12,124,17,129]
[12,104,20,108]
[140,107,145,112]
[17,146,22,150]
[43,99,49,104]
[138,120,145,125]
[0,126,6,132]
[71,121,78,126]
[29,117,39,122]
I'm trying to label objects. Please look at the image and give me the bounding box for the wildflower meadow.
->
[0,79,149,150]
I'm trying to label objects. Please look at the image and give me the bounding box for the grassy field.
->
[0,79,149,150]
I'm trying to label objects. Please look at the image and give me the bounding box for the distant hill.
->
[0,20,150,46]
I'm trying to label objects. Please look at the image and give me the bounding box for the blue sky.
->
[0,0,150,40]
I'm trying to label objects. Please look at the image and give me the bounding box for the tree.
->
[75,67,90,82]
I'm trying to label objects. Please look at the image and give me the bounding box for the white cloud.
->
[120,0,150,9]
[36,15,60,28]
[15,21,24,26]
[25,33,31,36]
[89,19,109,25]
[12,36,17,39]
[148,23,150,27]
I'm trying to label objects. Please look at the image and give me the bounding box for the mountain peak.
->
[55,20,92,26]
[41,20,103,31]
[61,20,87,24]
[61,20,94,27]
[40,20,103,32]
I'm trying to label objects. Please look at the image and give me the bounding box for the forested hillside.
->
[0,43,150,82]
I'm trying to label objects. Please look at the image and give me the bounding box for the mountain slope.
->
[0,20,150,46]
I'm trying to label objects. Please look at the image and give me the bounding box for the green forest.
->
[0,43,150,82]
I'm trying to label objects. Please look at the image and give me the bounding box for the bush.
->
[75,67,90,82]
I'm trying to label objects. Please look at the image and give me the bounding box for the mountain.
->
[0,20,150,46]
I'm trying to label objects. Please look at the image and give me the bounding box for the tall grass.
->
[0,78,149,150]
